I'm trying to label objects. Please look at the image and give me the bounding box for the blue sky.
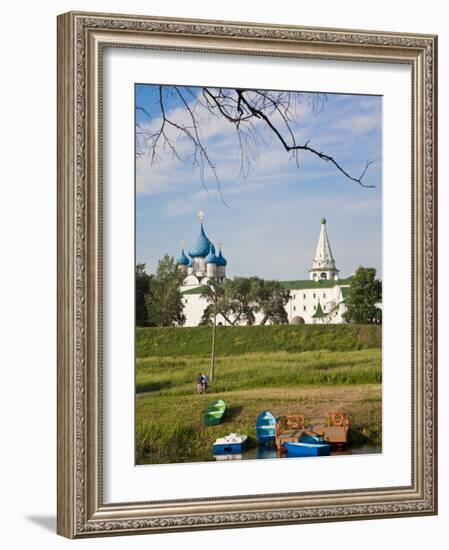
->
[135,84,382,280]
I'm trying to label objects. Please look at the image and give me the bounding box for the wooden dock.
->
[275,415,305,449]
[275,413,350,449]
[309,412,350,445]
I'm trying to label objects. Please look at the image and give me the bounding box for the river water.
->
[150,444,381,464]
[212,444,381,461]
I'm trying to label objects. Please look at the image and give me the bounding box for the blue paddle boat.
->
[213,433,248,454]
[283,434,332,457]
[256,410,277,445]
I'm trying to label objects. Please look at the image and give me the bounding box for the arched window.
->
[320,272,327,280]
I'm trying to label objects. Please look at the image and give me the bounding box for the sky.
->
[135,84,382,281]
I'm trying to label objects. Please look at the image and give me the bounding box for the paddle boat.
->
[212,433,248,454]
[283,434,331,457]
[214,453,243,461]
[203,399,226,426]
[256,410,277,445]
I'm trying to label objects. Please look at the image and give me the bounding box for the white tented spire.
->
[309,217,339,281]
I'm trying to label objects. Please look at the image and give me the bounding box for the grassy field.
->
[136,325,382,465]
[136,349,381,395]
[136,324,381,357]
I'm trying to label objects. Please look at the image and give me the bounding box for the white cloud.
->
[164,198,199,218]
[343,198,382,213]
[332,112,381,135]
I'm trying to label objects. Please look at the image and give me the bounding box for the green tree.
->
[200,277,259,326]
[226,277,259,325]
[145,255,186,327]
[136,263,150,326]
[200,277,290,326]
[343,267,382,324]
[252,278,290,325]
[200,279,231,326]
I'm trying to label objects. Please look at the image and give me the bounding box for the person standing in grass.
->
[202,373,209,393]
[196,373,204,394]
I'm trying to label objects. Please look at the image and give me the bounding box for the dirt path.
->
[137,384,381,427]
[219,384,380,401]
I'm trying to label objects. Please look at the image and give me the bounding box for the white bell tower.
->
[309,217,339,281]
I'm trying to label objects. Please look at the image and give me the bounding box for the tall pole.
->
[210,298,217,384]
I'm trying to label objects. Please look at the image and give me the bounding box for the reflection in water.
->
[214,453,243,461]
[257,446,279,460]
[154,445,381,464]
[212,444,381,462]
[351,445,382,455]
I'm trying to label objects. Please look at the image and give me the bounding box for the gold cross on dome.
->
[198,210,205,223]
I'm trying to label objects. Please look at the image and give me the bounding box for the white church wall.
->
[284,285,345,324]
[182,283,349,326]
[183,294,208,327]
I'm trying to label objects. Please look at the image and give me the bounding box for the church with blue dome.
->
[177,210,227,287]
[176,213,374,327]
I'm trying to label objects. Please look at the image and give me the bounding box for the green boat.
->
[203,399,226,426]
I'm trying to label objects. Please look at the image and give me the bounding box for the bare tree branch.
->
[236,89,374,189]
[136,86,376,202]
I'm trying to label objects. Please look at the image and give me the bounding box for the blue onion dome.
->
[216,249,227,266]
[188,223,211,258]
[177,249,191,266]
[205,243,218,264]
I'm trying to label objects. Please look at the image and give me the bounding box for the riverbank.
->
[136,369,381,464]
[135,326,382,465]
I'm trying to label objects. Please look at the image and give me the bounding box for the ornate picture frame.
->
[57,11,437,538]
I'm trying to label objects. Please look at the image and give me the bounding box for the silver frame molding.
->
[57,11,438,538]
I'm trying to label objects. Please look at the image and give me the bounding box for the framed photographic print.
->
[57,11,438,538]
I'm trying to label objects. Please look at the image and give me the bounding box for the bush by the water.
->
[136,324,381,358]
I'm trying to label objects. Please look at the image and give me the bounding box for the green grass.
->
[136,324,381,358]
[136,384,382,464]
[135,325,382,465]
[136,349,381,395]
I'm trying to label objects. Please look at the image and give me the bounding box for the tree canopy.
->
[343,267,382,324]
[136,257,186,327]
[136,263,151,326]
[200,276,290,326]
[252,278,290,325]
